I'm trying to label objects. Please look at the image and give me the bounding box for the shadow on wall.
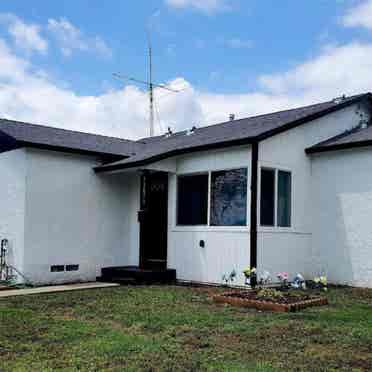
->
[313,152,372,287]
[257,232,312,282]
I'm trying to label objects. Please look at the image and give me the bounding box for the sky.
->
[0,0,372,139]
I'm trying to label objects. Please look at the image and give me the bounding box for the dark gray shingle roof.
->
[0,118,143,158]
[96,93,369,172]
[306,124,372,153]
[1,93,369,166]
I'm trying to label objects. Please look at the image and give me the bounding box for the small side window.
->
[277,170,292,227]
[260,168,275,226]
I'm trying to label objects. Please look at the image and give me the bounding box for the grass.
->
[1,285,372,371]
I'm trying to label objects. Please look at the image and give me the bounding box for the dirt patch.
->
[187,286,223,297]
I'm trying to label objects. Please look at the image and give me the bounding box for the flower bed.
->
[213,290,328,312]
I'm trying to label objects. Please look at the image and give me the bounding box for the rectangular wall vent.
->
[50,265,64,272]
[66,264,79,272]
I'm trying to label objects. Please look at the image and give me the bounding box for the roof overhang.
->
[15,141,128,162]
[94,137,255,173]
[95,92,372,173]
[97,158,177,175]
[306,140,372,154]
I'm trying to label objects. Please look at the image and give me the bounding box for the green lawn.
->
[1,285,372,371]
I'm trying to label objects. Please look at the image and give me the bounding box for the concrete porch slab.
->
[0,282,119,298]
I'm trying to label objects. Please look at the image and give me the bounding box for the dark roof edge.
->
[0,117,140,144]
[257,93,372,141]
[17,141,128,161]
[95,137,256,173]
[305,139,372,154]
[0,129,20,153]
[95,93,371,173]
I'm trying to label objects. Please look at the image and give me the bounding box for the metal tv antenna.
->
[113,36,180,137]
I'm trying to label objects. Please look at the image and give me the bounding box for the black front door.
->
[139,171,168,270]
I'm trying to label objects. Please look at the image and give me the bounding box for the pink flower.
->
[277,272,289,280]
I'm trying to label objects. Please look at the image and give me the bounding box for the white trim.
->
[207,171,211,225]
[171,227,250,233]
[257,230,311,235]
[274,168,278,227]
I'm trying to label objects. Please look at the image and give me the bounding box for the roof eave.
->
[17,141,129,161]
[94,137,256,173]
[306,140,372,154]
[95,92,372,173]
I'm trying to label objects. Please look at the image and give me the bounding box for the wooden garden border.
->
[213,291,328,312]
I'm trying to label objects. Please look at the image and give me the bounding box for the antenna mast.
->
[148,40,154,137]
[113,32,182,137]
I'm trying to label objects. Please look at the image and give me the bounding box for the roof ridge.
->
[139,93,368,142]
[0,118,140,144]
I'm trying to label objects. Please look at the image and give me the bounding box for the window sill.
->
[171,225,250,233]
[258,227,311,235]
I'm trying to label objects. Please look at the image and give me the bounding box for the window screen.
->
[177,174,209,225]
[260,168,275,226]
[210,168,247,226]
[277,170,291,227]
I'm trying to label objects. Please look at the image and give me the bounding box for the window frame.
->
[176,172,210,226]
[175,167,250,229]
[258,165,293,230]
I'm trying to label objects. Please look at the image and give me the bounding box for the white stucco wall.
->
[22,148,140,284]
[0,149,27,279]
[167,146,251,286]
[1,102,369,287]
[258,103,370,280]
[311,148,372,287]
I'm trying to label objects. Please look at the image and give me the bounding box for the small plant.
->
[222,270,237,287]
[277,272,289,288]
[291,273,307,290]
[258,270,272,287]
[257,288,284,301]
[243,267,257,287]
[314,275,328,291]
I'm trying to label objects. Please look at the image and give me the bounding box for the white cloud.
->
[47,18,112,58]
[165,0,231,14]
[342,0,372,30]
[0,22,372,141]
[0,13,47,54]
[259,42,372,99]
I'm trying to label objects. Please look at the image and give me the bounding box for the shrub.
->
[257,288,284,301]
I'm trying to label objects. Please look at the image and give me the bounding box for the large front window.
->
[176,168,248,227]
[210,169,247,226]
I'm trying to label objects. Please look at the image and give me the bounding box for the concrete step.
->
[96,276,137,285]
[100,266,177,285]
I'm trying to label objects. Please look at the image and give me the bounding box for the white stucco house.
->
[1,92,372,287]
